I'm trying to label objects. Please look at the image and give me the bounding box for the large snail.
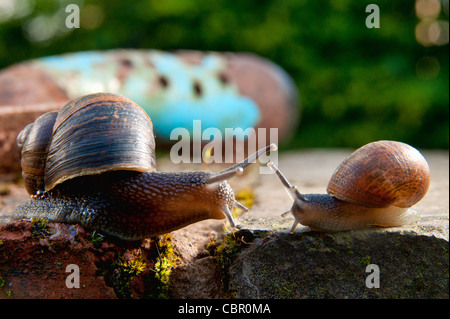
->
[268,140,430,232]
[14,92,276,240]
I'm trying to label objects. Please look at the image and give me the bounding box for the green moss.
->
[150,234,179,299]
[208,230,255,292]
[153,256,172,298]
[112,254,147,298]
[0,276,12,297]
[359,256,372,266]
[31,218,49,233]
[99,234,180,299]
[213,233,239,271]
[30,218,50,237]
[120,258,147,276]
[89,232,104,249]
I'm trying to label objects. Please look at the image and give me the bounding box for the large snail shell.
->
[326,140,430,208]
[18,92,156,194]
[17,110,58,194]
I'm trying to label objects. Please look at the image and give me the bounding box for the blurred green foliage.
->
[0,0,448,149]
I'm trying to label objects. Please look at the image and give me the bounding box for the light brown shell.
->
[18,92,156,194]
[326,140,430,208]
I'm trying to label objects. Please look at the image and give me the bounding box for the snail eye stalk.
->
[267,162,307,202]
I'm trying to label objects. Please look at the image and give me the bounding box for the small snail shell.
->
[14,92,276,240]
[268,141,430,232]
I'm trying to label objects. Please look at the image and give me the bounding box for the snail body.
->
[17,170,236,240]
[15,93,276,240]
[268,140,430,232]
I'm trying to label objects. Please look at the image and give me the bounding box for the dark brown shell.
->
[17,92,156,194]
[17,110,58,194]
[326,140,430,208]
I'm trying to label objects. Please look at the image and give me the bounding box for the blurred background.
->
[0,0,448,149]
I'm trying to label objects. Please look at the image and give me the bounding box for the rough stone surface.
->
[0,220,118,298]
[222,149,449,299]
[169,256,227,298]
[0,218,225,299]
[228,225,448,298]
[0,150,448,298]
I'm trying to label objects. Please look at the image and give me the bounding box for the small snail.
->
[268,141,430,232]
[14,92,276,240]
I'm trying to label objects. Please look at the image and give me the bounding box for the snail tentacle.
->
[219,143,277,175]
[205,167,243,184]
[234,200,249,212]
[267,162,307,203]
